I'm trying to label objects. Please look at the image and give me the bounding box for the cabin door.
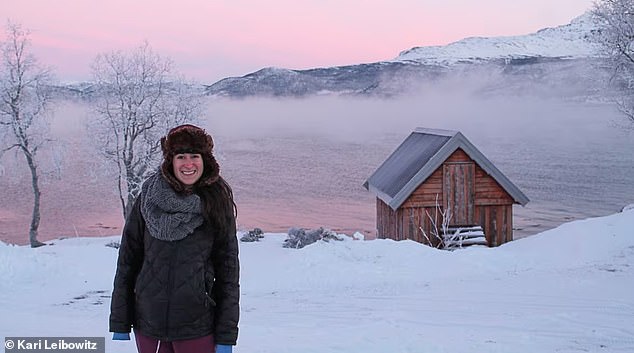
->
[443,162,475,226]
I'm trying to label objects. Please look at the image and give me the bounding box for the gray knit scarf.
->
[140,172,203,242]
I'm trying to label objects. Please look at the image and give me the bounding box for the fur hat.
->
[160,124,220,193]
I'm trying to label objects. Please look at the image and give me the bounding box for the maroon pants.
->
[134,329,215,353]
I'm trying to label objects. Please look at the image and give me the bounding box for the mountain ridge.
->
[394,12,602,65]
[202,11,608,99]
[55,12,608,100]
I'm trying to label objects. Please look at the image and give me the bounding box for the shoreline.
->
[3,202,629,246]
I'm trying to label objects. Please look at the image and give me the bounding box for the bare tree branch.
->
[0,21,53,247]
[0,143,20,154]
[89,41,202,217]
[593,0,634,127]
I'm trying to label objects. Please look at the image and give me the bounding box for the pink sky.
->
[2,0,594,83]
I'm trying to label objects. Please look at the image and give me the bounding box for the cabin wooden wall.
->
[375,148,516,247]
[475,204,513,246]
[376,198,443,247]
[473,157,514,246]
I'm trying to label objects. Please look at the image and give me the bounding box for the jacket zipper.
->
[164,243,178,340]
[203,271,216,308]
[203,272,208,307]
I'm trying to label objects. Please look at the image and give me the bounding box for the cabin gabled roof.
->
[363,128,529,210]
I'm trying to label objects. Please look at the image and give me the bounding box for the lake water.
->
[1,94,633,244]
[206,95,634,239]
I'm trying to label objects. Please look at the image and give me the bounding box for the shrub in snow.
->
[105,241,120,249]
[240,228,265,242]
[283,227,343,249]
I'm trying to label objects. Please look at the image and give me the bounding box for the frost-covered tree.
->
[0,22,53,247]
[592,0,634,127]
[90,41,201,217]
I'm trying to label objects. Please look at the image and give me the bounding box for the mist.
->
[1,83,632,245]
[200,90,632,239]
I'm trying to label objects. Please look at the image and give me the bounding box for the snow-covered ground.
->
[1,207,633,353]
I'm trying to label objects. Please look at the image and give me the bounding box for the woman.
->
[109,124,239,353]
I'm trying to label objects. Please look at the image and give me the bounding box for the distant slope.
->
[53,13,608,100]
[395,12,601,64]
[204,12,608,99]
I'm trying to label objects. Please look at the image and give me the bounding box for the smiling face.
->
[172,153,204,186]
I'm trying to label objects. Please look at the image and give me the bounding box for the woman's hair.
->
[160,124,237,235]
[196,176,237,235]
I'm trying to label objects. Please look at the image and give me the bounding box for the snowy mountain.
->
[51,12,607,100]
[205,12,608,98]
[395,12,601,64]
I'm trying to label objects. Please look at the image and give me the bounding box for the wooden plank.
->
[391,204,397,239]
[475,193,513,200]
[426,206,436,245]
[420,207,429,245]
[415,208,424,243]
[445,238,488,247]
[426,167,444,181]
[501,205,512,244]
[506,205,514,243]
[402,168,443,207]
[446,148,471,163]
[410,184,443,194]
[496,205,505,246]
[404,192,444,202]
[402,209,409,241]
[443,162,475,226]
[377,198,385,239]
[410,208,418,243]
[489,206,498,247]
[475,198,513,206]
[476,195,513,204]
[402,195,443,208]
[411,181,443,192]
[474,165,513,203]
[401,209,405,241]
[378,198,403,241]
[478,206,488,245]
[475,185,509,193]
[475,182,507,192]
[406,208,415,241]
[446,225,483,233]
[403,201,445,208]
[376,198,381,238]
[474,170,497,179]
[418,206,438,246]
[386,204,391,238]
[386,200,391,236]
[397,209,402,241]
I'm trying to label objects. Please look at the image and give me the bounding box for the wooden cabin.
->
[363,128,529,248]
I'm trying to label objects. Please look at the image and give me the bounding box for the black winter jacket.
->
[109,198,240,344]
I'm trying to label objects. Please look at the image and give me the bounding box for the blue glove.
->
[216,344,233,353]
[112,332,130,340]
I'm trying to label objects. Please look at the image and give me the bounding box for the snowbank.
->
[0,210,633,353]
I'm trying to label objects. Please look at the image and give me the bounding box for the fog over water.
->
[1,93,632,245]
[205,94,634,238]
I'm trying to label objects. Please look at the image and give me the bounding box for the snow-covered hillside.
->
[0,207,633,353]
[51,12,606,99]
[396,12,602,64]
[203,12,607,98]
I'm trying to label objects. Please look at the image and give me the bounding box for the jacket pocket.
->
[204,291,216,308]
[202,272,216,308]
